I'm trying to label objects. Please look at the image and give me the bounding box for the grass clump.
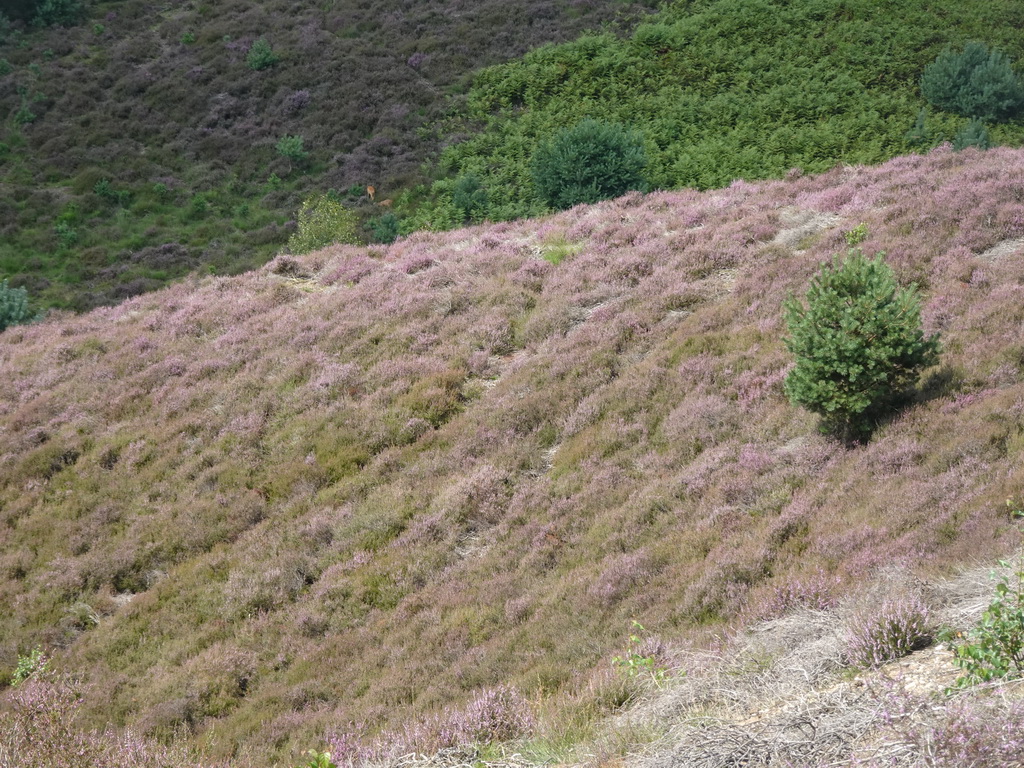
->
[783,241,940,443]
[844,594,932,668]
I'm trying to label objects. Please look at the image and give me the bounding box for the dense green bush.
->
[921,42,1024,122]
[451,173,489,223]
[953,119,991,151]
[32,0,86,27]
[783,248,940,443]
[953,558,1024,685]
[276,134,309,165]
[368,212,400,244]
[247,37,279,71]
[531,119,648,210]
[0,279,31,332]
[287,195,359,254]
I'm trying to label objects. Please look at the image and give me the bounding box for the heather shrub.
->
[287,195,359,254]
[921,42,1024,122]
[844,594,932,668]
[952,558,1024,685]
[531,119,648,210]
[0,279,31,332]
[784,248,940,443]
[247,37,279,71]
[952,118,991,151]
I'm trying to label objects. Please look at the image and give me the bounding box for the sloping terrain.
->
[0,0,653,309]
[2,146,1024,762]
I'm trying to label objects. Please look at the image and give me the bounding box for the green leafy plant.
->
[10,646,47,685]
[276,134,309,166]
[611,621,667,688]
[953,119,991,151]
[288,194,360,254]
[531,119,648,211]
[294,750,337,768]
[784,242,940,443]
[0,278,31,332]
[180,30,196,45]
[921,42,1024,123]
[247,37,279,71]
[952,558,1024,686]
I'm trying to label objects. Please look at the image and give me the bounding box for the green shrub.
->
[247,37,279,71]
[31,0,85,27]
[368,212,400,244]
[952,558,1024,686]
[953,119,991,151]
[0,279,31,332]
[276,134,309,165]
[783,246,940,443]
[531,119,648,210]
[10,647,47,685]
[452,173,489,222]
[921,42,1024,122]
[288,195,360,254]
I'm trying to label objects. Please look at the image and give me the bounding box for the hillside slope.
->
[0,0,652,310]
[2,146,1024,761]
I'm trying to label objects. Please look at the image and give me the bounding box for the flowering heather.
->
[3,148,1024,762]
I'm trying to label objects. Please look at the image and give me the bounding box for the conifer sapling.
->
[783,245,940,443]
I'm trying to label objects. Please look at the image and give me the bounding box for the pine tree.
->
[531,119,648,210]
[784,250,940,444]
[0,279,31,332]
[921,42,1024,122]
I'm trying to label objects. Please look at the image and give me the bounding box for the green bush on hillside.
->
[31,0,86,27]
[783,247,940,443]
[0,279,31,332]
[531,119,648,210]
[952,558,1024,685]
[276,134,309,166]
[287,195,359,254]
[953,119,991,151]
[452,173,489,223]
[921,42,1024,122]
[247,37,279,71]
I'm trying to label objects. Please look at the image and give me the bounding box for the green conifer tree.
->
[784,250,940,443]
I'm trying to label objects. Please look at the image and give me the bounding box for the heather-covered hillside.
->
[0,0,652,310]
[3,146,1024,763]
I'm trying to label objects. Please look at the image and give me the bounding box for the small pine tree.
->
[287,195,359,254]
[531,119,648,210]
[247,37,279,71]
[0,279,31,332]
[952,119,991,151]
[921,42,1024,122]
[904,108,931,147]
[784,249,940,443]
[451,173,489,223]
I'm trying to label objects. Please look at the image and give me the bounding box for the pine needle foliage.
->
[921,42,1024,122]
[531,119,648,210]
[783,250,940,443]
[0,278,31,332]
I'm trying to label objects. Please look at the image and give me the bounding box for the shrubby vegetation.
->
[0,278,31,331]
[287,194,359,254]
[410,0,1024,225]
[921,42,1024,122]
[783,240,940,443]
[531,119,648,210]
[0,0,653,309]
[953,558,1024,685]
